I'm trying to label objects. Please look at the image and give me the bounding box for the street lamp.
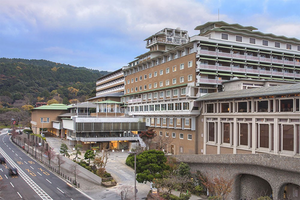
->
[129,152,137,200]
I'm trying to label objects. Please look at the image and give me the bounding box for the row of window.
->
[126,77,192,93]
[221,33,300,51]
[126,61,193,85]
[205,97,300,113]
[130,102,190,112]
[207,120,300,153]
[159,131,192,140]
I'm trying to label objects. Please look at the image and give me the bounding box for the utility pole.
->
[134,152,137,200]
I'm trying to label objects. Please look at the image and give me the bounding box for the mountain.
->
[0,58,110,105]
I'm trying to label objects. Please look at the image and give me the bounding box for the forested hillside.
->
[0,58,110,127]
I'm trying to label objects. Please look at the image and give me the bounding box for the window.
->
[131,78,134,83]
[166,90,171,97]
[282,125,293,151]
[159,91,164,98]
[185,118,190,126]
[207,104,214,113]
[179,133,184,139]
[154,71,157,77]
[180,63,184,70]
[41,117,49,123]
[135,87,138,91]
[187,134,192,140]
[127,80,130,84]
[208,122,215,142]
[236,36,242,42]
[166,79,170,86]
[139,86,142,91]
[183,102,189,110]
[173,66,177,72]
[149,73,152,78]
[166,68,170,74]
[286,44,292,50]
[135,77,138,82]
[175,103,181,110]
[172,78,177,84]
[148,93,152,99]
[150,105,154,111]
[172,132,176,138]
[179,146,183,153]
[168,103,174,110]
[249,38,255,44]
[188,75,193,81]
[159,81,163,87]
[127,89,130,93]
[180,76,184,83]
[166,132,169,137]
[188,61,193,68]
[181,88,186,95]
[169,118,173,125]
[156,118,160,124]
[154,82,157,88]
[259,124,269,148]
[144,105,148,111]
[239,123,248,146]
[298,46,300,51]
[163,118,166,124]
[148,84,152,89]
[221,103,230,113]
[131,88,133,92]
[144,85,147,90]
[159,131,163,136]
[173,89,178,96]
[263,40,268,46]
[223,123,230,144]
[143,94,147,99]
[140,76,142,80]
[160,69,163,75]
[275,42,280,48]
[221,33,228,40]
[153,92,158,98]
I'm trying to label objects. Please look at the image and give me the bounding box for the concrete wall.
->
[175,154,300,200]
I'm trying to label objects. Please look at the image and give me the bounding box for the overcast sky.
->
[1,0,300,72]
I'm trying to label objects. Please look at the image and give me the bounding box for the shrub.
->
[103,172,112,178]
[193,185,204,195]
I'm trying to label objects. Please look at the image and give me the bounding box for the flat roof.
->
[33,104,72,110]
[197,83,300,101]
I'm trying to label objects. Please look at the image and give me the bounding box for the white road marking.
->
[15,154,18,156]
[19,157,22,160]
[57,187,64,194]
[10,182,14,187]
[5,175,8,179]
[0,146,53,200]
[24,161,27,164]
[12,150,14,153]
[30,166,34,170]
[0,168,2,172]
[37,172,42,176]
[17,192,23,198]
[46,179,52,184]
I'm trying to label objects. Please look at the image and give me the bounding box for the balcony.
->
[199,50,217,56]
[284,60,295,65]
[76,136,139,142]
[232,54,246,59]
[246,55,259,61]
[198,78,222,85]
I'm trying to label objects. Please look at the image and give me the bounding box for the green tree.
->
[84,149,95,165]
[73,144,82,161]
[126,150,170,183]
[60,143,70,157]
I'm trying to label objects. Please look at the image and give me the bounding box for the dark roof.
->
[87,92,124,100]
[197,83,300,101]
[96,68,123,81]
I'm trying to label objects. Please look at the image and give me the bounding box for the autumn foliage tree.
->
[200,175,234,200]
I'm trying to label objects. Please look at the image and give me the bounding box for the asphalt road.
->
[0,132,91,200]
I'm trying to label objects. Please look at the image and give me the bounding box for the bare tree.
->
[94,150,109,176]
[151,134,173,153]
[70,163,80,186]
[44,148,56,166]
[57,154,66,174]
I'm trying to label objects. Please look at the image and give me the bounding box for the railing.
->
[77,136,139,142]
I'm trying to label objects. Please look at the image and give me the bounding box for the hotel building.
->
[122,21,300,155]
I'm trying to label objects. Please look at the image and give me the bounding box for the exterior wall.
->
[124,53,196,96]
[153,128,196,155]
[31,110,68,134]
